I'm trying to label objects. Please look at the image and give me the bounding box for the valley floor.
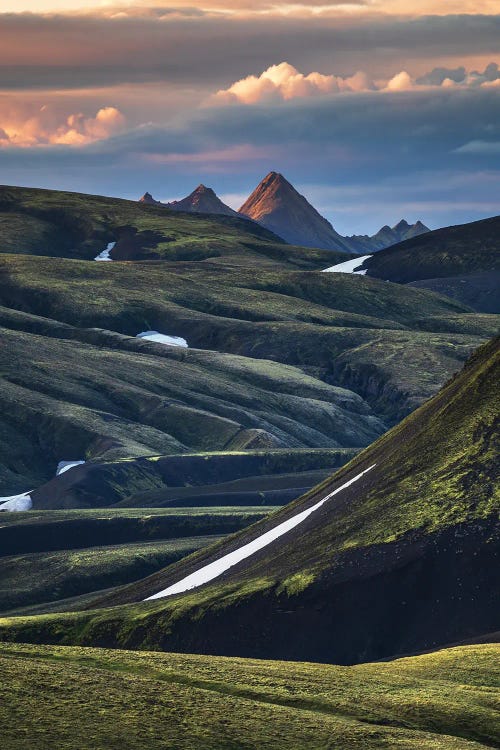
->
[0,642,498,750]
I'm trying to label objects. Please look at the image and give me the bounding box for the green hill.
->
[0,507,275,614]
[0,641,498,750]
[2,338,496,662]
[0,184,341,268]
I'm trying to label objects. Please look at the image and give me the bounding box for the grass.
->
[0,536,224,613]
[0,641,498,749]
[0,506,277,614]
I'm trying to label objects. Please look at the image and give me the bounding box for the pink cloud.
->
[212,62,375,105]
[212,61,500,105]
[0,104,126,148]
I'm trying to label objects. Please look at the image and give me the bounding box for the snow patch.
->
[0,492,32,512]
[94,241,116,261]
[145,464,376,600]
[56,460,86,476]
[137,331,188,348]
[322,255,372,274]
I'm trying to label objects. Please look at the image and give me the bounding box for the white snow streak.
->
[0,492,32,512]
[322,255,372,274]
[94,241,116,261]
[56,460,86,476]
[137,331,188,348]
[145,464,376,600]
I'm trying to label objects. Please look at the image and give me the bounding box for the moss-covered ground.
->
[0,507,275,614]
[0,641,498,749]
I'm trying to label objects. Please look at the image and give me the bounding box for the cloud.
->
[454,140,500,154]
[213,61,500,104]
[212,62,374,104]
[0,104,126,147]
[385,71,414,91]
[0,12,498,92]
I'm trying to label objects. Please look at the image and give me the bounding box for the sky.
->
[0,1,499,234]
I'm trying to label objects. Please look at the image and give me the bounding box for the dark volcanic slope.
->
[409,272,500,314]
[362,215,499,283]
[5,338,496,663]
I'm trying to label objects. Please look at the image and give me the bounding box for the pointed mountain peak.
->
[414,220,430,230]
[166,184,239,217]
[393,219,410,231]
[239,172,352,252]
[138,191,160,205]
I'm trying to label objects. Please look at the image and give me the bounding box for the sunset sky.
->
[1,1,499,233]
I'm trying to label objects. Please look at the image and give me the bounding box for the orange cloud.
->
[0,104,126,147]
[213,61,500,104]
[213,62,375,104]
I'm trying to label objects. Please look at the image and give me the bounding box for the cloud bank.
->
[214,62,500,104]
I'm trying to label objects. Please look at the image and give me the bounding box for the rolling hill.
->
[3,337,496,662]
[0,186,497,512]
[359,215,500,312]
[0,641,498,750]
[0,184,341,268]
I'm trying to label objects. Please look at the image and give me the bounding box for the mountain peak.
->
[394,219,410,231]
[138,192,160,205]
[238,172,353,252]
[166,184,239,217]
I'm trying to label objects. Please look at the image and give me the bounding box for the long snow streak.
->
[145,464,376,600]
[322,255,372,274]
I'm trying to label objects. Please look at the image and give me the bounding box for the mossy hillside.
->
[0,184,345,268]
[0,319,380,495]
[30,448,355,510]
[4,340,495,659]
[0,506,276,614]
[1,254,495,427]
[0,506,273,556]
[0,536,227,613]
[0,253,478,334]
[0,642,498,750]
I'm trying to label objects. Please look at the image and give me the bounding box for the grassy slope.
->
[0,185,343,268]
[1,253,495,429]
[28,449,355,510]
[0,507,274,613]
[0,314,376,496]
[2,340,495,660]
[364,215,499,283]
[0,642,498,750]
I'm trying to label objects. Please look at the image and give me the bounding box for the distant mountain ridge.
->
[140,172,429,253]
[140,184,238,217]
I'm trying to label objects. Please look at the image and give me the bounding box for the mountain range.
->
[140,171,429,253]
